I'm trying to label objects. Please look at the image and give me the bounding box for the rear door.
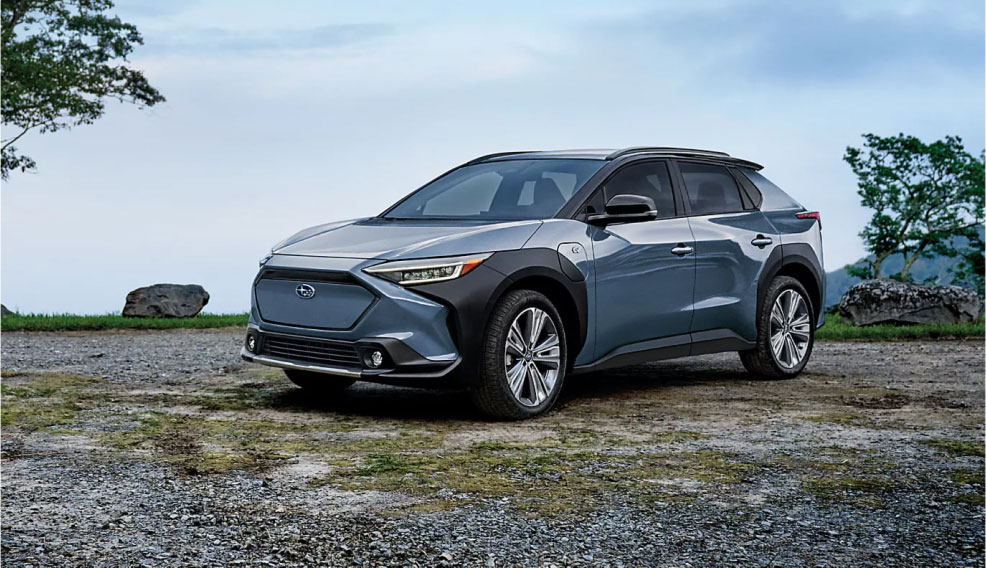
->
[587,160,696,359]
[673,160,778,345]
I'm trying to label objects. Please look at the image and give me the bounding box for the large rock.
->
[838,279,981,326]
[122,284,210,318]
[0,304,12,317]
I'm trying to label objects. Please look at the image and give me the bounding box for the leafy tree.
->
[843,133,985,285]
[950,231,985,296]
[1,0,164,179]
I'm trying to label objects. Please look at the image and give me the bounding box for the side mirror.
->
[587,194,658,225]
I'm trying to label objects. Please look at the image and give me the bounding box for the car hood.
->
[273,218,543,260]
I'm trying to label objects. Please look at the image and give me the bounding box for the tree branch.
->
[1,122,38,151]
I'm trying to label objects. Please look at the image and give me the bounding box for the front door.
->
[587,160,696,360]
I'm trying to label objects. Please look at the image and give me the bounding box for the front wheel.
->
[740,276,815,379]
[471,289,567,420]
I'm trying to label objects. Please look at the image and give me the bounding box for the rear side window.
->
[740,168,803,210]
[678,162,745,215]
[603,161,676,219]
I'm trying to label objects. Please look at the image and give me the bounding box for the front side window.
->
[602,161,676,219]
[384,159,605,220]
[678,162,745,215]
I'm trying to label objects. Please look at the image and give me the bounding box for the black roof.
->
[473,146,763,170]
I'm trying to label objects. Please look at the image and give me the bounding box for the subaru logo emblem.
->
[295,284,316,299]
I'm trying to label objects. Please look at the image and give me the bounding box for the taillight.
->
[796,211,821,230]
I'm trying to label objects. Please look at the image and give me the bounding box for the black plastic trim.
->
[756,243,825,328]
[413,248,589,374]
[572,329,755,374]
[258,268,357,284]
[247,327,460,383]
[730,167,763,209]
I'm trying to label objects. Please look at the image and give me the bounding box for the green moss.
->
[920,439,985,457]
[470,441,532,452]
[101,411,361,475]
[1,373,105,431]
[804,475,901,504]
[356,453,427,476]
[314,448,754,515]
[952,469,985,486]
[337,431,446,454]
[948,493,986,506]
[649,431,710,444]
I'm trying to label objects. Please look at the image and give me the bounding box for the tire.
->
[470,289,568,420]
[740,276,815,380]
[284,369,356,392]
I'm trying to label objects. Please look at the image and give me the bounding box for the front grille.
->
[260,334,361,368]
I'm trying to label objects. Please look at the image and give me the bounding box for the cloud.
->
[142,23,394,55]
[597,1,984,83]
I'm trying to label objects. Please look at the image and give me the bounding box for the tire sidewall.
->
[761,277,815,376]
[482,290,568,418]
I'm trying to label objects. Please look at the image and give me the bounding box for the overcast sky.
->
[2,0,984,314]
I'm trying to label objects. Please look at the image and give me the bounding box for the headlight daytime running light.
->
[363,253,492,285]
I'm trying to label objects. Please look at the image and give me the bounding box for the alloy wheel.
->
[503,306,562,407]
[769,289,811,369]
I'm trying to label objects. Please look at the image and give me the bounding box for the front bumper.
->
[241,325,461,383]
[244,253,466,384]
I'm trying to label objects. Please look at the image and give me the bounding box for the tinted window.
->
[740,168,803,210]
[603,161,675,219]
[678,162,745,215]
[385,159,605,220]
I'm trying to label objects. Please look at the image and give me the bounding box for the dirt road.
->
[2,330,983,566]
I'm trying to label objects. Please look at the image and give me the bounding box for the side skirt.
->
[572,329,754,374]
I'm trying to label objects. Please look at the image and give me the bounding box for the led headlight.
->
[259,253,273,267]
[363,253,492,285]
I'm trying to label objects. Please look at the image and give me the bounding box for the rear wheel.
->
[284,369,356,392]
[471,289,567,420]
[740,276,815,379]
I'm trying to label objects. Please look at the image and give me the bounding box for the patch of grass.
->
[1,312,248,332]
[1,373,105,431]
[817,314,984,342]
[337,431,446,454]
[920,439,985,457]
[102,413,305,474]
[649,431,710,444]
[952,469,985,487]
[804,475,901,503]
[315,448,754,514]
[948,493,986,505]
[356,453,427,476]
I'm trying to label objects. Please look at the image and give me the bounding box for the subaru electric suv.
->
[242,147,824,419]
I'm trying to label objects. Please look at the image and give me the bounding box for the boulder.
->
[0,304,12,317]
[838,279,981,326]
[122,284,210,318]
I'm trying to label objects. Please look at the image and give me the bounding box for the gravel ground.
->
[1,329,983,567]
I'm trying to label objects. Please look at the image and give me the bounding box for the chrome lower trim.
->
[242,349,362,378]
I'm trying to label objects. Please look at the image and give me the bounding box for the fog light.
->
[368,350,384,368]
[245,334,257,353]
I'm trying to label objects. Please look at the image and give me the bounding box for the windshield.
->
[383,159,605,220]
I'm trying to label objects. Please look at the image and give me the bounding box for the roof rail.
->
[606,147,731,160]
[466,151,536,165]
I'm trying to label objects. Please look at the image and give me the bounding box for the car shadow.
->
[257,357,755,422]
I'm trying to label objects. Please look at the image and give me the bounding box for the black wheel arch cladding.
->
[757,243,824,324]
[413,248,588,367]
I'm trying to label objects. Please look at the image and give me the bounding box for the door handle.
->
[751,235,773,248]
[671,244,693,256]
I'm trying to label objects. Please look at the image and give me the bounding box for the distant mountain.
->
[824,230,983,306]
